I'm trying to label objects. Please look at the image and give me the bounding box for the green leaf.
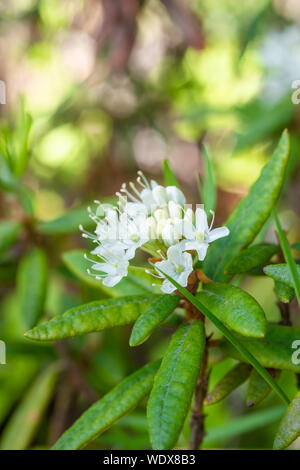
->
[224,243,279,275]
[157,267,290,405]
[204,131,290,281]
[205,363,251,405]
[129,294,180,346]
[0,220,22,255]
[220,324,300,373]
[38,199,114,235]
[17,185,34,216]
[0,151,19,191]
[274,212,300,306]
[274,280,295,303]
[39,204,95,235]
[25,295,160,341]
[0,364,59,450]
[163,159,180,187]
[246,369,279,407]
[198,145,216,215]
[52,360,160,450]
[17,248,48,329]
[147,321,205,450]
[0,356,39,426]
[197,282,266,338]
[62,250,159,296]
[264,264,300,290]
[11,100,32,177]
[292,243,300,251]
[235,99,293,151]
[274,391,300,449]
[205,405,285,445]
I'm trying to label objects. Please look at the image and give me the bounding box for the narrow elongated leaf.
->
[38,204,96,235]
[205,363,251,405]
[274,212,300,306]
[129,294,180,346]
[225,243,279,275]
[0,220,21,254]
[11,101,32,177]
[157,267,289,405]
[38,199,113,235]
[62,250,159,296]
[204,131,290,281]
[0,364,59,450]
[274,280,294,303]
[17,248,48,329]
[163,159,180,187]
[264,264,300,289]
[197,283,266,338]
[220,324,300,373]
[246,369,279,407]
[205,405,285,445]
[198,145,216,215]
[0,151,18,191]
[25,295,160,341]
[0,356,39,426]
[52,360,160,450]
[148,321,205,450]
[274,391,300,449]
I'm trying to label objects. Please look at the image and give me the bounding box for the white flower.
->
[145,201,184,244]
[86,246,129,287]
[182,208,229,261]
[154,244,193,294]
[118,212,149,259]
[82,170,230,290]
[117,171,186,215]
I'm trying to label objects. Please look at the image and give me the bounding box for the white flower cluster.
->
[81,172,229,293]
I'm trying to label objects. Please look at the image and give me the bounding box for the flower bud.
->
[168,201,182,219]
[152,185,168,206]
[166,186,186,206]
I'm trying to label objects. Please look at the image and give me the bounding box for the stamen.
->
[209,210,215,231]
[79,225,97,240]
[137,176,146,189]
[157,249,167,260]
[120,185,139,203]
[84,254,99,263]
[129,182,142,198]
[116,192,126,201]
[145,269,163,279]
[87,269,106,279]
[137,170,150,189]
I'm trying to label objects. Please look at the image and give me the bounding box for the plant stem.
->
[277,301,292,326]
[55,340,99,403]
[189,338,209,450]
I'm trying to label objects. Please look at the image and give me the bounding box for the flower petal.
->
[161,280,176,294]
[208,226,230,242]
[195,208,208,233]
[166,186,186,206]
[103,275,122,287]
[197,243,209,261]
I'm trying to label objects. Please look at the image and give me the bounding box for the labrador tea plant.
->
[2,116,300,450]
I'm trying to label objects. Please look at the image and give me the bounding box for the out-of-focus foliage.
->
[0,0,300,451]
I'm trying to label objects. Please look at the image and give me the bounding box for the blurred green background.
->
[0,0,300,450]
